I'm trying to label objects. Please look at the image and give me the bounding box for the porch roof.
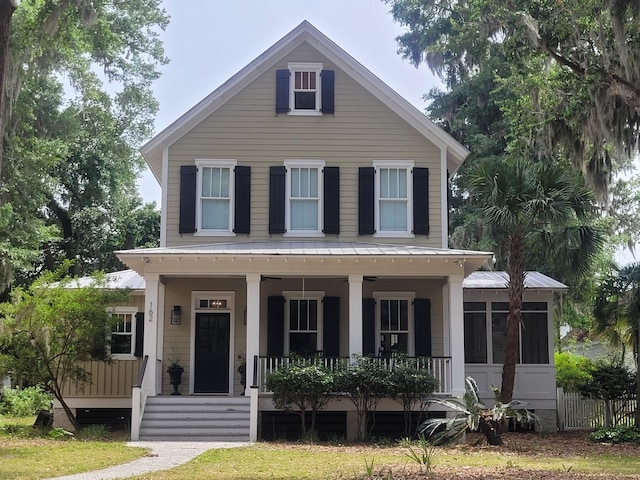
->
[463,271,568,291]
[117,241,491,257]
[116,241,492,277]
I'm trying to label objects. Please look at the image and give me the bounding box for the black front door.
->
[194,312,230,393]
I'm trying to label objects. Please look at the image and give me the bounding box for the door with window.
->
[194,312,230,393]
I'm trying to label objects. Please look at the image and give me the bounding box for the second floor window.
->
[197,159,236,234]
[285,160,324,235]
[373,161,414,236]
[289,63,322,114]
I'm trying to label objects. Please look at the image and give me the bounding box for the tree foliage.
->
[0,263,129,429]
[385,0,640,198]
[593,263,640,426]
[0,0,167,287]
[469,158,603,402]
[554,351,594,392]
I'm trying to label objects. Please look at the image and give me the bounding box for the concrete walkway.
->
[47,441,251,480]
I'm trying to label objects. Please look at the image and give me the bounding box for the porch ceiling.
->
[116,241,492,278]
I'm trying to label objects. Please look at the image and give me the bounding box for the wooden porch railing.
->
[257,356,452,395]
[130,355,149,441]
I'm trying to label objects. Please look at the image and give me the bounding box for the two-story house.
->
[56,21,563,440]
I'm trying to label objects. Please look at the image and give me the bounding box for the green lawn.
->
[2,418,640,480]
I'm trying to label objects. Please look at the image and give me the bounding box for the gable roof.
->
[463,271,568,291]
[141,20,469,183]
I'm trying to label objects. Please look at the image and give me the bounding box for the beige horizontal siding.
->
[165,42,443,247]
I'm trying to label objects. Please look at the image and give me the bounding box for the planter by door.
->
[167,364,184,395]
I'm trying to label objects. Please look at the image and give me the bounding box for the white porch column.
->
[245,273,261,395]
[143,272,160,397]
[448,274,465,396]
[348,274,363,357]
[245,273,260,443]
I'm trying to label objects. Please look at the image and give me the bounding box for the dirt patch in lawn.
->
[270,431,640,479]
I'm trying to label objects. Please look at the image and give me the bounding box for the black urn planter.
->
[167,364,184,395]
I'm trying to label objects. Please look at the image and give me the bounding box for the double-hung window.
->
[284,292,323,356]
[285,160,324,236]
[110,308,137,359]
[196,159,236,235]
[373,161,414,236]
[375,293,414,356]
[289,63,322,114]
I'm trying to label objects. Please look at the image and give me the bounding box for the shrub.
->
[333,356,394,441]
[0,386,52,417]
[389,357,438,437]
[266,357,333,439]
[555,351,593,392]
[590,425,640,444]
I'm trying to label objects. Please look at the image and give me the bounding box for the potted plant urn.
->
[166,356,184,395]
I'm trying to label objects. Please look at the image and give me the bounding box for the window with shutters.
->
[373,161,414,237]
[110,308,137,359]
[463,301,550,365]
[289,63,323,114]
[284,292,324,356]
[374,293,414,356]
[195,159,236,235]
[284,160,324,236]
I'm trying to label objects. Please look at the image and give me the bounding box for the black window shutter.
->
[358,167,375,235]
[414,298,432,357]
[275,69,290,113]
[134,312,144,357]
[323,297,340,357]
[323,166,339,235]
[269,166,286,234]
[363,298,376,356]
[234,166,251,234]
[413,167,429,235]
[267,296,285,357]
[321,69,335,114]
[179,165,197,234]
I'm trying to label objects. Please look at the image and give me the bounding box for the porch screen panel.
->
[491,302,520,364]
[414,298,431,357]
[463,302,486,363]
[521,302,549,364]
[323,296,340,357]
[267,296,285,357]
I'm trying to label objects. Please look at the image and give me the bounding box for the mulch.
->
[268,431,640,479]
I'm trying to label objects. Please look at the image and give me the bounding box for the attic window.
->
[276,63,334,115]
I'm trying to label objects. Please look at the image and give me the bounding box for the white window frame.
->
[373,292,415,356]
[195,159,236,236]
[373,160,414,238]
[283,291,324,355]
[288,62,323,116]
[284,160,324,237]
[109,307,137,360]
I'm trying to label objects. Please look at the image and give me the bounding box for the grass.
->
[2,417,640,480]
[0,416,147,480]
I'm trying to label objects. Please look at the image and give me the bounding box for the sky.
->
[136,0,440,205]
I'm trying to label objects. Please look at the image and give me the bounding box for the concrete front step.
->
[139,396,251,441]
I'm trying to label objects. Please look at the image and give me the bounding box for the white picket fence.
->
[557,388,637,431]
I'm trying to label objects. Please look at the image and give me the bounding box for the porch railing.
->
[257,356,451,395]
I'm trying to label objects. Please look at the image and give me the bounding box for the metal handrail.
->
[133,355,149,388]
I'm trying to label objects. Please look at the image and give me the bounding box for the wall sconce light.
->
[171,305,182,325]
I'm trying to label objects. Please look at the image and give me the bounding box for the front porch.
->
[118,241,491,441]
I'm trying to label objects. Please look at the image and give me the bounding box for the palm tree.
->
[593,263,640,426]
[469,158,602,403]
